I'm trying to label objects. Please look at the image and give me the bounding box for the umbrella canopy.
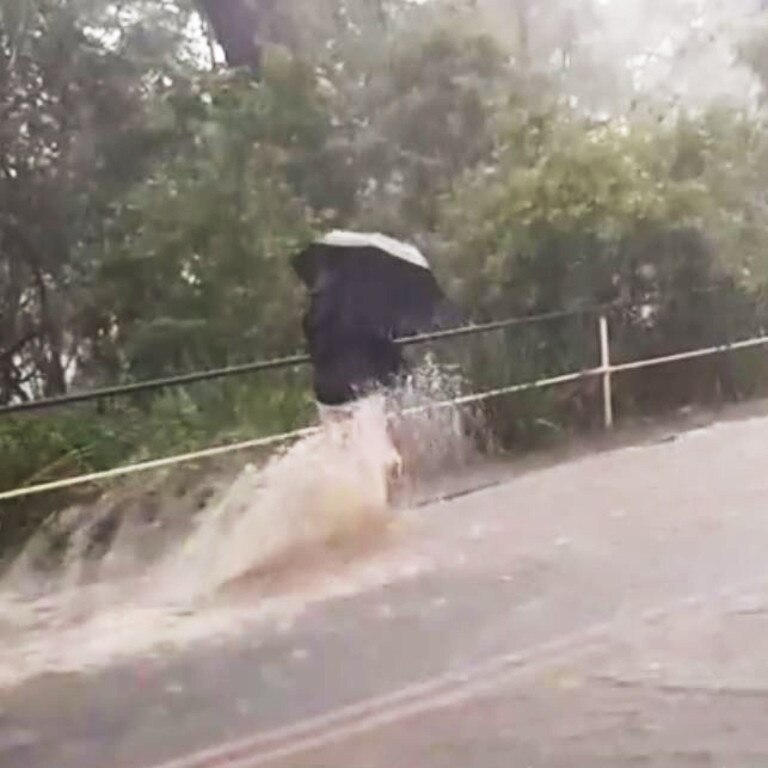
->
[293,231,458,339]
[293,231,460,405]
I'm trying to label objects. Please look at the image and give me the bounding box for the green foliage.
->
[440,114,714,315]
[438,102,768,438]
[7,0,768,554]
[0,374,313,494]
[352,29,510,231]
[93,67,322,379]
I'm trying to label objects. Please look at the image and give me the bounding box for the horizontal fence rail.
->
[4,312,768,503]
[0,283,739,418]
[0,304,610,417]
[0,367,604,503]
[0,353,311,417]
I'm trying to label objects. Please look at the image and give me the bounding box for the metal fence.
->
[3,307,768,504]
[0,305,609,417]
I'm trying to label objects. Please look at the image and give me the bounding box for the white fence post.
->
[599,314,614,429]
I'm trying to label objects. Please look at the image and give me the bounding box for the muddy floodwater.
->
[3,410,768,767]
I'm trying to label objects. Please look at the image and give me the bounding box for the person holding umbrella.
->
[292,231,458,499]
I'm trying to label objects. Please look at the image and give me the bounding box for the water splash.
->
[0,362,478,686]
[156,394,399,600]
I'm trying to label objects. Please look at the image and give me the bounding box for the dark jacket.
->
[303,290,404,406]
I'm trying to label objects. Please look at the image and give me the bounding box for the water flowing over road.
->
[4,412,768,767]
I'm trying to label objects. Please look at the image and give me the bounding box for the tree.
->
[0,0,164,402]
[349,29,510,234]
[88,65,327,381]
[440,113,709,316]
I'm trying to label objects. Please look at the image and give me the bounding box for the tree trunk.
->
[197,0,276,74]
[514,0,531,70]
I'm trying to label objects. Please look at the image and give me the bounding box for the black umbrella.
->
[292,231,460,405]
[293,231,458,339]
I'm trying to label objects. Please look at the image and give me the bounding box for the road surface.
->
[4,413,768,767]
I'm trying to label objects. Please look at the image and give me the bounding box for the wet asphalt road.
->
[4,415,768,767]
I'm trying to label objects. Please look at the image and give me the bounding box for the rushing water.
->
[0,364,479,687]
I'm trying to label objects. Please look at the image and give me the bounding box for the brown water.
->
[0,368,477,688]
